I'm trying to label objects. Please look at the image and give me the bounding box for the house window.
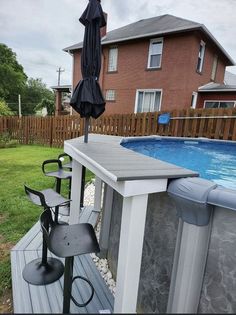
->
[108,47,118,72]
[204,101,235,108]
[196,40,205,73]
[135,90,162,113]
[106,89,116,101]
[147,38,163,68]
[211,55,218,81]
[191,92,198,108]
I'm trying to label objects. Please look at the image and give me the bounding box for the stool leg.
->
[80,166,86,207]
[56,178,62,194]
[54,206,59,224]
[55,178,61,224]
[63,256,74,314]
[68,177,71,199]
[41,218,49,265]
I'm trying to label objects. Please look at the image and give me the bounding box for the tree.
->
[0,99,13,116]
[21,78,55,115]
[0,44,27,105]
[36,98,55,116]
[0,44,55,116]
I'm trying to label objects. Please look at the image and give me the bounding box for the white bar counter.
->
[64,134,197,313]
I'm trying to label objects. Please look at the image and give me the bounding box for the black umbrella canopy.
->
[70,0,106,120]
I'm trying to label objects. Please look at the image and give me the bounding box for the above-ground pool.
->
[121,137,236,190]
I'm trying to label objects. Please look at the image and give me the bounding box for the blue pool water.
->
[122,139,236,190]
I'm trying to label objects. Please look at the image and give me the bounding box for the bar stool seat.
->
[47,220,99,258]
[42,159,72,195]
[44,169,71,180]
[40,210,100,313]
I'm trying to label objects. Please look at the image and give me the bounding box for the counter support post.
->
[69,160,83,224]
[98,184,114,258]
[114,194,148,313]
[94,176,103,212]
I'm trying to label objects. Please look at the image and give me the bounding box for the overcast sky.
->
[1,0,236,88]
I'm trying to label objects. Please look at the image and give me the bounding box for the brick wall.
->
[72,30,229,115]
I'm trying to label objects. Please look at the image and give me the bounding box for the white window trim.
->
[147,38,163,69]
[108,47,118,72]
[203,100,236,108]
[105,89,116,101]
[134,89,163,113]
[197,40,206,73]
[191,92,198,109]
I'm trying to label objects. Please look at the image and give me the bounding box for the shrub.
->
[0,132,18,148]
[0,99,14,116]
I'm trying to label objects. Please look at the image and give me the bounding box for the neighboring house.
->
[197,82,236,109]
[51,85,72,116]
[64,14,236,115]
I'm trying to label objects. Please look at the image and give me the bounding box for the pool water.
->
[122,139,236,190]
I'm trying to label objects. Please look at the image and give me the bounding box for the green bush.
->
[0,132,18,148]
[0,99,14,116]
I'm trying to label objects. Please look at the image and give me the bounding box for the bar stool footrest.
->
[71,275,94,307]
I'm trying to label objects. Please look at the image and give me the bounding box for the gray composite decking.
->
[11,206,114,314]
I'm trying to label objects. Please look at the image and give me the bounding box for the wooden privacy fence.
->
[0,108,236,147]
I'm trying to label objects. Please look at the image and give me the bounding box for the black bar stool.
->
[22,185,70,286]
[40,209,100,313]
[57,153,85,208]
[42,159,72,197]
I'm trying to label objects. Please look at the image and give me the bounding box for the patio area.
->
[11,206,114,313]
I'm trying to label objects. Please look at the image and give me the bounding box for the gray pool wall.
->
[106,191,236,313]
[105,136,236,313]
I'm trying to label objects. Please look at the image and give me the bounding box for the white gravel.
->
[84,180,116,295]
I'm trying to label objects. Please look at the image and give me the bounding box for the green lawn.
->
[0,145,94,298]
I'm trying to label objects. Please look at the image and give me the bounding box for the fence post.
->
[49,117,53,147]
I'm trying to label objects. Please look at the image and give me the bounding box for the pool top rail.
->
[64,134,198,182]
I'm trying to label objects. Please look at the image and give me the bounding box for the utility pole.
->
[56,67,65,86]
[18,94,22,118]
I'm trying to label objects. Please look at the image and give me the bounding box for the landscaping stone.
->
[84,181,116,296]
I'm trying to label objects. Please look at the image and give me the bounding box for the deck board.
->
[11,251,32,313]
[12,222,41,251]
[11,207,113,314]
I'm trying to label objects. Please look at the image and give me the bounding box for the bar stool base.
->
[22,257,64,285]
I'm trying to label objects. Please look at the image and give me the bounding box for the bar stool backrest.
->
[58,153,72,171]
[42,159,63,174]
[40,210,56,250]
[24,185,48,209]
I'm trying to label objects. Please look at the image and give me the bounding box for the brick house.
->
[64,14,236,115]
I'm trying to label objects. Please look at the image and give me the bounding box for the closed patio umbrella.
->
[70,0,106,207]
[70,0,106,143]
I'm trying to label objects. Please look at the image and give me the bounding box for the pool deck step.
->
[10,206,114,314]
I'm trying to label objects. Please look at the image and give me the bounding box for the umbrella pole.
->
[80,117,90,207]
[84,117,89,143]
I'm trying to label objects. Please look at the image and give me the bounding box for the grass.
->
[0,144,94,299]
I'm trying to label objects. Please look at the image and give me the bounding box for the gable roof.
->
[198,82,236,92]
[63,14,234,65]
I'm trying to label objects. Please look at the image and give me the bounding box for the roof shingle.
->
[63,14,234,65]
